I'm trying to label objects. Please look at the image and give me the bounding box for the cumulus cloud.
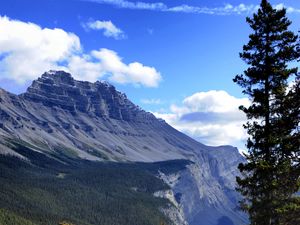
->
[153,90,250,149]
[0,16,80,83]
[83,0,300,15]
[83,20,125,39]
[91,48,161,87]
[181,91,249,113]
[67,54,103,82]
[0,16,161,87]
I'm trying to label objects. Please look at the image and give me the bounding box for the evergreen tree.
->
[233,0,300,224]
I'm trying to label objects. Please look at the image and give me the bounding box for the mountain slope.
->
[0,70,201,161]
[0,143,191,225]
[0,71,247,225]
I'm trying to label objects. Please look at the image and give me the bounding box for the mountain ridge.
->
[0,70,247,225]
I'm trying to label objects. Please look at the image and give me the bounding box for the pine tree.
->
[233,0,300,224]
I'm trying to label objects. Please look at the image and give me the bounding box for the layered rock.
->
[23,70,155,121]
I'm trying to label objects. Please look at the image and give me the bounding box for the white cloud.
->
[84,0,300,15]
[83,20,125,39]
[0,16,161,87]
[274,3,300,13]
[90,48,161,87]
[168,3,257,15]
[0,16,80,83]
[275,3,285,10]
[153,90,250,149]
[89,0,167,11]
[67,54,103,82]
[182,90,249,113]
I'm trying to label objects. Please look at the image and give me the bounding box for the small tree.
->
[233,0,300,224]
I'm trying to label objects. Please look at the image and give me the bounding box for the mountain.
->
[0,71,247,225]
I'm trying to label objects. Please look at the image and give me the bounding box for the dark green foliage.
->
[233,0,300,224]
[0,142,191,225]
[0,208,36,225]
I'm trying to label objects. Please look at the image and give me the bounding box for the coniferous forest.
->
[0,140,190,225]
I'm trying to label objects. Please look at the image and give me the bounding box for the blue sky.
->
[0,0,299,149]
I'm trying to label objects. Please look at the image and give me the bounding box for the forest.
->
[0,140,191,225]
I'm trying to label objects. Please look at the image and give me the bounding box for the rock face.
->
[0,71,247,225]
[159,146,247,225]
[23,71,155,122]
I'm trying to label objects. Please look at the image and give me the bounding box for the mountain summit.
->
[0,71,247,225]
[24,70,155,121]
[1,70,185,161]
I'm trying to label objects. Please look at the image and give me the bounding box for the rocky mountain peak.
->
[22,70,155,122]
[40,70,75,85]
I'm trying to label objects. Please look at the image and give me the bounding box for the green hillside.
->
[0,142,191,225]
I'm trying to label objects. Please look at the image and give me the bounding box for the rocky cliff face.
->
[159,146,247,225]
[23,71,155,122]
[0,71,247,225]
